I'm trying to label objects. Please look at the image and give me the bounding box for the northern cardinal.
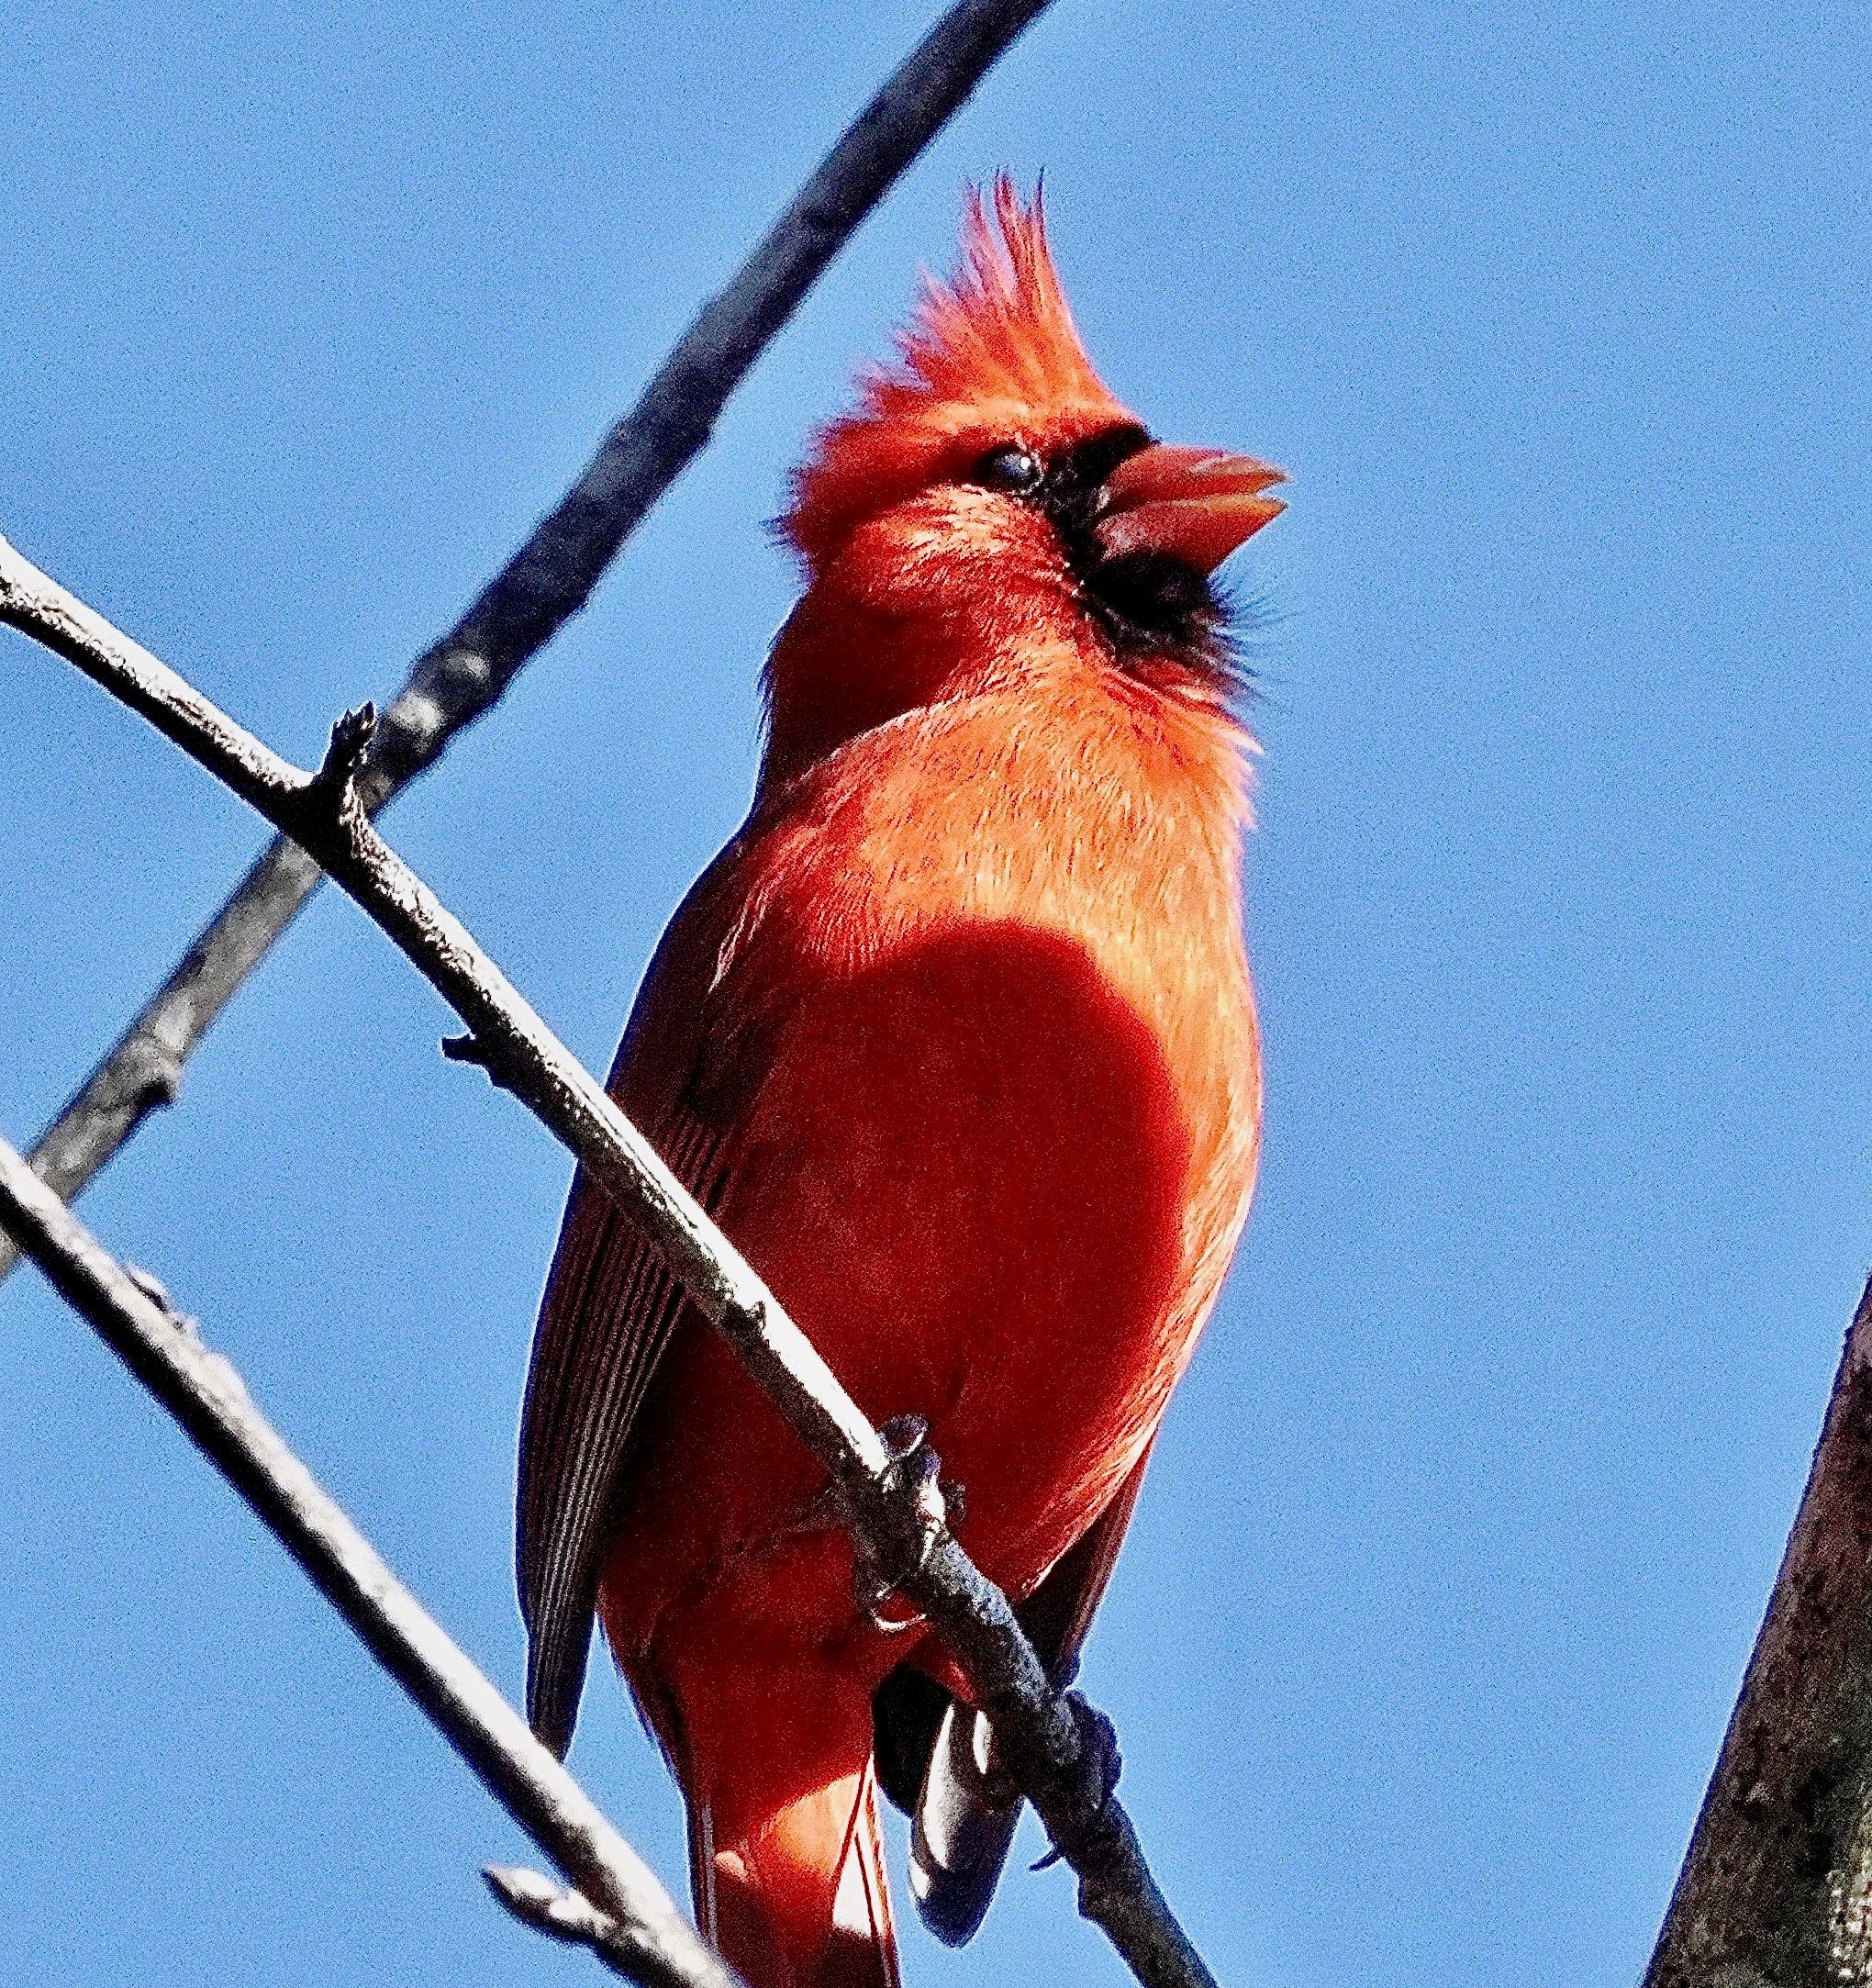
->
[518,181,1279,1987]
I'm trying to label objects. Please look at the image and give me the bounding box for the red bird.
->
[518,182,1279,1987]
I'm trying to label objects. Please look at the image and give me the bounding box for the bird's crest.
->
[784,177,1131,569]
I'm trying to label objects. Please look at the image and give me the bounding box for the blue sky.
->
[4,2,1871,1982]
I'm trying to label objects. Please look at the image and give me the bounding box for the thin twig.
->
[0,0,1055,1285]
[0,1136,739,1988]
[485,1866,663,1961]
[0,538,1221,1988]
[1644,1273,1872,1988]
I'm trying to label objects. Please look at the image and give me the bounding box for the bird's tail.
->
[690,1758,900,1988]
[908,1698,1021,1946]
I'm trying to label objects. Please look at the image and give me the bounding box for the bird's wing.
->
[1009,1433,1156,1679]
[517,849,761,1759]
[879,1439,1156,1945]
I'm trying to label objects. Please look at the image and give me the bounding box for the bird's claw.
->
[853,1411,955,1632]
[1031,1692,1125,1871]
[1064,1691,1122,1818]
[853,1562,927,1634]
[875,1417,965,1532]
[877,1413,948,1535]
[877,1413,928,1459]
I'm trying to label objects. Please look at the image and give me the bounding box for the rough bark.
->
[1647,1275,1872,1988]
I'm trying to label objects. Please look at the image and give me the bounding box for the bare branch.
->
[0,539,1221,1988]
[487,1866,652,1962]
[442,1029,524,1094]
[0,0,1056,1285]
[1644,1274,1872,1988]
[0,1136,739,1988]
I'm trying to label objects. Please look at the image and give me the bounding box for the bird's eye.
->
[973,445,1044,496]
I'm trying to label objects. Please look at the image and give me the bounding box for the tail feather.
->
[694,1761,899,1988]
[908,1702,1020,1948]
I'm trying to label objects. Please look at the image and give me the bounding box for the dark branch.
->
[387,0,1058,729]
[0,0,1056,1285]
[0,1135,741,1988]
[485,1866,664,1968]
[306,700,379,801]
[0,536,1221,1988]
[1644,1273,1872,1988]
[442,1031,524,1095]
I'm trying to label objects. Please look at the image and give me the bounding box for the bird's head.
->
[766,179,1283,776]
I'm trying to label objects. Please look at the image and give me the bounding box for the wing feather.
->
[516,853,752,1758]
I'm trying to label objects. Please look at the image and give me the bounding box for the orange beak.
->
[1095,444,1286,574]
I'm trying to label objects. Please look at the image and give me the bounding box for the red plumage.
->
[518,181,1280,1987]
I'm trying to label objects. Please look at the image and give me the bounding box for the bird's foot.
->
[1031,1693,1124,1871]
[1064,1691,1123,1820]
[878,1413,930,1464]
[876,1413,949,1535]
[878,1414,967,1526]
[851,1412,956,1632]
